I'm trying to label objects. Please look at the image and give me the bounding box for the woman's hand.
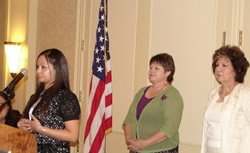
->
[17,118,33,132]
[30,114,43,133]
[129,131,168,152]
[123,124,146,152]
[127,139,149,152]
[127,139,138,152]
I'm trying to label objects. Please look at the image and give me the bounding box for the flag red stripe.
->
[105,93,112,106]
[84,80,105,141]
[105,71,112,83]
[105,117,112,132]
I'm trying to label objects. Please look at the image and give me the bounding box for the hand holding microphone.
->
[3,68,28,95]
[0,68,28,111]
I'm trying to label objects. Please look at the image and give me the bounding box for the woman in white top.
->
[201,45,250,153]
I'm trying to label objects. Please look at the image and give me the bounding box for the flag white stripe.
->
[105,82,112,95]
[106,60,111,71]
[105,105,112,118]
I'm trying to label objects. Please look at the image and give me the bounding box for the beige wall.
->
[36,0,78,87]
[150,0,216,146]
[242,1,250,87]
[0,0,6,90]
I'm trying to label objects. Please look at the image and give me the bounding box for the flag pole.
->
[103,0,107,153]
[103,0,107,76]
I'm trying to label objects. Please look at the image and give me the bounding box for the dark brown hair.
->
[212,45,249,83]
[150,53,175,83]
[24,48,71,114]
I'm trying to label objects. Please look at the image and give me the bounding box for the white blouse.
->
[28,106,34,120]
[205,101,223,148]
[201,83,250,153]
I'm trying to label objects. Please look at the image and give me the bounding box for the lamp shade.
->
[4,42,22,73]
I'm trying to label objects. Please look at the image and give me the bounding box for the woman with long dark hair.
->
[17,48,81,153]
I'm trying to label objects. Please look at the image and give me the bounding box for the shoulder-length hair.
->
[212,45,249,83]
[150,53,175,83]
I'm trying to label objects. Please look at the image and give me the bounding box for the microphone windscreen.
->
[20,68,28,76]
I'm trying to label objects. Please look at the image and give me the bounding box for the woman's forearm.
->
[37,120,80,143]
[145,130,168,146]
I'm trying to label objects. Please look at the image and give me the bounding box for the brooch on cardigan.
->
[161,94,167,101]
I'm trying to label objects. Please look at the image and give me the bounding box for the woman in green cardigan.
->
[123,53,184,153]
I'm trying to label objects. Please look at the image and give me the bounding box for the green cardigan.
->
[123,85,184,152]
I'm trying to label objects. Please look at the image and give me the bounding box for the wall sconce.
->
[4,42,22,77]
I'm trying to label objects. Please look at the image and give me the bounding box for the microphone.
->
[3,68,28,95]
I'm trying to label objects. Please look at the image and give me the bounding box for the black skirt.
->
[37,144,70,153]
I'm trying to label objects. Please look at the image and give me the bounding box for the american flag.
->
[83,0,112,153]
